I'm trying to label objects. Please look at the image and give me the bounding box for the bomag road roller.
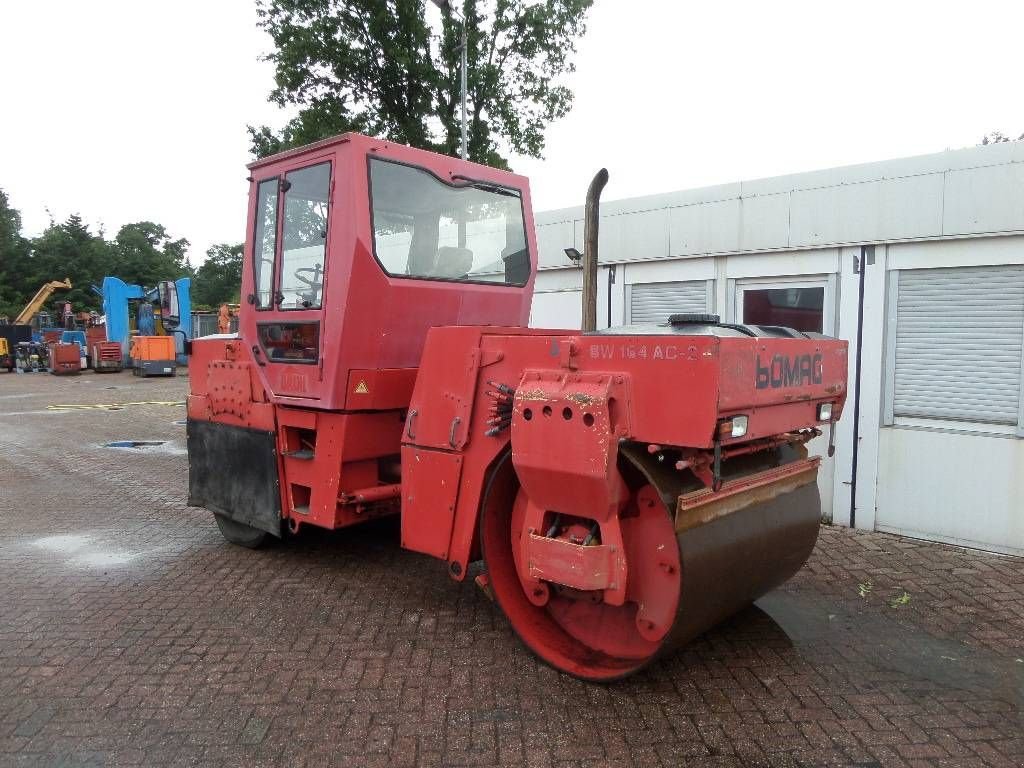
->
[187,133,848,681]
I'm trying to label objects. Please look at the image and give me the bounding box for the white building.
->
[530,141,1024,556]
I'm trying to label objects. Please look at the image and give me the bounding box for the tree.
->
[111,222,191,288]
[250,0,593,168]
[17,214,114,312]
[192,243,243,309]
[980,131,1024,145]
[0,201,193,318]
[0,189,32,318]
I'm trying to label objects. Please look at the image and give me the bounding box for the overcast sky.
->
[3,1,1024,264]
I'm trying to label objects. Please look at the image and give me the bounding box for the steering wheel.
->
[293,264,324,308]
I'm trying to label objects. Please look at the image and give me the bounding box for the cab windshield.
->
[369,158,530,286]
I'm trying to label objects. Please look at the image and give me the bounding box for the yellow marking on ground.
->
[46,401,185,411]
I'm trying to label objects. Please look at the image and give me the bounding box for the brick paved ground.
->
[0,370,1022,768]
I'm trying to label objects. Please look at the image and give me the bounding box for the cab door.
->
[251,160,332,399]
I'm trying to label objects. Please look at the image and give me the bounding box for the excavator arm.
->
[14,278,72,325]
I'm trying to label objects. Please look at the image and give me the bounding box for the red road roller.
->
[186,134,847,680]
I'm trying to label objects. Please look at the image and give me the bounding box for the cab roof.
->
[246,133,529,190]
[247,133,359,171]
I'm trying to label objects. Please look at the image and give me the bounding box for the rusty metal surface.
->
[617,443,822,666]
[580,168,609,332]
[675,456,820,533]
[524,532,618,592]
[621,445,823,656]
[510,370,629,526]
[664,479,821,655]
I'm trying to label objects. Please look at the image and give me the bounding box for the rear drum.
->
[481,451,821,681]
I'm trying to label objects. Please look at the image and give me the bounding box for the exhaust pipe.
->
[581,168,609,332]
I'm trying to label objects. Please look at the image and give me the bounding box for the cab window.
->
[369,158,530,286]
[252,178,278,309]
[279,162,331,310]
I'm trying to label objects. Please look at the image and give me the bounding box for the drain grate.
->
[103,440,167,449]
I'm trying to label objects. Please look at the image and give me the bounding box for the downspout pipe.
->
[849,244,872,529]
[582,168,609,332]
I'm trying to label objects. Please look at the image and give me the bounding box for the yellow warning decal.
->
[354,380,369,394]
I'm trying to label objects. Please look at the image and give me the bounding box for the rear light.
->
[817,402,833,421]
[718,415,749,439]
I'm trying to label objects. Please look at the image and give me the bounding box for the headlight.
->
[817,402,833,421]
[730,415,748,438]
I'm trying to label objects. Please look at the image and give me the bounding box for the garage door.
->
[629,281,708,324]
[876,262,1024,555]
[890,265,1024,425]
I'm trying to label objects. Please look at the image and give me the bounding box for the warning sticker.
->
[354,380,369,394]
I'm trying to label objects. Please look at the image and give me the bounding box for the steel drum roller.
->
[481,447,821,681]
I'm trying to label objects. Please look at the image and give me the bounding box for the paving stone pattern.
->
[0,371,1022,767]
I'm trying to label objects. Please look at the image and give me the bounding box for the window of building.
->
[369,159,530,286]
[885,265,1024,434]
[741,286,825,333]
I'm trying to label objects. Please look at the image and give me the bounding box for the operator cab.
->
[239,133,538,410]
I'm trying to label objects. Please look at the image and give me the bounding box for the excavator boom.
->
[14,278,72,325]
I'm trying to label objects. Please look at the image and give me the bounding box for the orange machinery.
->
[130,336,176,377]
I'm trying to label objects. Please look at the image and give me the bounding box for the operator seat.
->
[433,246,474,279]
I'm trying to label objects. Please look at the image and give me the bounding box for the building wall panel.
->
[668,198,741,256]
[943,162,1024,235]
[536,219,578,269]
[598,208,670,262]
[790,181,883,246]
[878,173,945,241]
[876,427,1024,555]
[530,289,581,329]
[738,193,791,252]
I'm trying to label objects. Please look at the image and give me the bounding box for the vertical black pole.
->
[849,245,871,529]
[607,265,616,329]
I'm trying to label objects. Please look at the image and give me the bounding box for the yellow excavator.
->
[13,278,72,325]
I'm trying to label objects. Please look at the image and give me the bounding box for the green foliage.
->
[0,190,32,318]
[27,214,116,310]
[192,243,244,309]
[0,187,193,319]
[980,131,1024,145]
[110,221,191,287]
[889,590,912,608]
[249,0,593,167]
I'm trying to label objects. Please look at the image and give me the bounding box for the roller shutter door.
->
[629,281,708,324]
[892,265,1024,425]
